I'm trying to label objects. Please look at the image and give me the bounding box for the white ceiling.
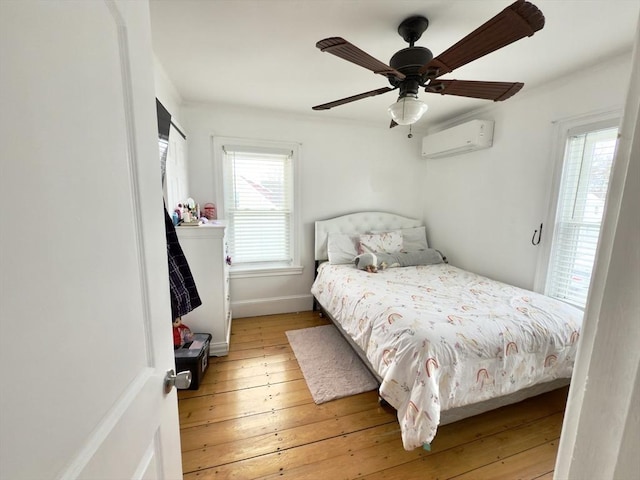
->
[149,0,639,128]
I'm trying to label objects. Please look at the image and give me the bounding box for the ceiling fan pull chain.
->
[408,124,413,139]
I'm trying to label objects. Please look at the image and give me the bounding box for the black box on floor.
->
[174,333,211,390]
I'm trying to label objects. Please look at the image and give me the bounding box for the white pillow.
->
[327,232,359,264]
[372,226,429,251]
[358,231,403,254]
[400,226,429,251]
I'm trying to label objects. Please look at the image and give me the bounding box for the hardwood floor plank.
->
[230,316,328,342]
[449,441,559,480]
[231,319,327,338]
[231,312,326,330]
[358,414,562,480]
[192,369,304,398]
[183,423,406,480]
[179,380,313,428]
[199,357,298,384]
[182,405,397,472]
[178,311,567,479]
[178,361,302,400]
[210,344,294,364]
[429,387,567,452]
[533,471,555,480]
[180,392,383,452]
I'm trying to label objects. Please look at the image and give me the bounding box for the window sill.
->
[229,264,304,279]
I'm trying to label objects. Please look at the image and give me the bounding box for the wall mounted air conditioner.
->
[421,119,494,159]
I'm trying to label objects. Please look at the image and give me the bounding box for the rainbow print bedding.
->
[311,262,583,450]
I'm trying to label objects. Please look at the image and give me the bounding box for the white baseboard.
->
[231,294,314,318]
[209,313,231,356]
[209,340,229,356]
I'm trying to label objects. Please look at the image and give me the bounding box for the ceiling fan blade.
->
[425,80,523,101]
[317,37,406,81]
[419,0,545,78]
[312,86,396,111]
[390,120,398,128]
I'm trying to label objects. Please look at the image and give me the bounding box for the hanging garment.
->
[164,206,201,320]
[156,99,171,185]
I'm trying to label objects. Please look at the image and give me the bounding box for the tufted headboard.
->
[314,211,423,261]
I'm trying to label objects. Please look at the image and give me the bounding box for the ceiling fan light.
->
[388,95,428,125]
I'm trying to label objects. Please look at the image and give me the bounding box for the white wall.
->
[153,54,182,121]
[420,52,633,290]
[182,103,426,316]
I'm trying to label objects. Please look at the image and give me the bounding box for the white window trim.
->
[212,135,303,277]
[533,107,622,299]
[229,265,304,279]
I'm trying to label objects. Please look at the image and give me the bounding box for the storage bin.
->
[174,333,211,390]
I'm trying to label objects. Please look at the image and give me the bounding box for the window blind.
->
[222,147,293,266]
[546,126,618,307]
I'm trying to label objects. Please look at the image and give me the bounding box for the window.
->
[544,122,619,308]
[214,137,301,275]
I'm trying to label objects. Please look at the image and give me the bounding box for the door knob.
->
[164,369,192,394]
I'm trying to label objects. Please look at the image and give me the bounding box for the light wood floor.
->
[178,311,568,479]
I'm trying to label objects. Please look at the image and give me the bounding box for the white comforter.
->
[311,262,583,450]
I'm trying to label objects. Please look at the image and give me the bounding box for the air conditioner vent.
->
[421,120,494,159]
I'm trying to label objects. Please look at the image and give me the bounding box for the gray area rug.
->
[286,324,379,404]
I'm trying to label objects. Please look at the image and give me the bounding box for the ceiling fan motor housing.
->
[390,47,433,74]
[389,15,433,95]
[389,46,433,93]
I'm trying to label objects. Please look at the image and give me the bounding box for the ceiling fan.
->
[312,0,545,127]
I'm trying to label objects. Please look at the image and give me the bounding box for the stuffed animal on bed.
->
[354,249,446,272]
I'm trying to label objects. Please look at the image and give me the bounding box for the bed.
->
[310,211,583,451]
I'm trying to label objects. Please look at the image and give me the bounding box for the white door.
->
[0,1,183,478]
